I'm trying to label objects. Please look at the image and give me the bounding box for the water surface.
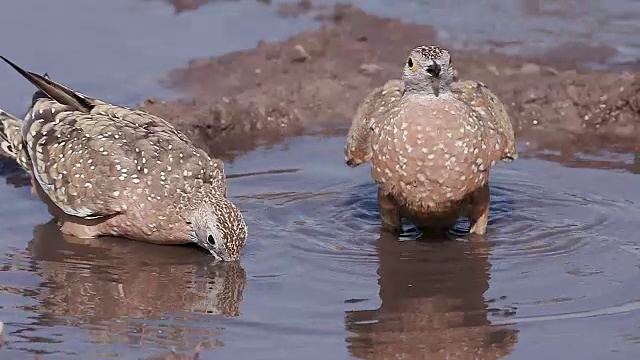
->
[0,1,639,359]
[1,135,640,359]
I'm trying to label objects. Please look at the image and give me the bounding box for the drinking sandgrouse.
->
[0,57,247,261]
[345,45,517,235]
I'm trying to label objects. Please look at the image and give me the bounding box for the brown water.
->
[1,1,640,359]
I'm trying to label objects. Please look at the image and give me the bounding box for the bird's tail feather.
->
[0,108,23,160]
[0,56,93,113]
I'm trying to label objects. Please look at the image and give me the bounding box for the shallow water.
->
[0,0,313,112]
[3,135,640,359]
[0,0,640,359]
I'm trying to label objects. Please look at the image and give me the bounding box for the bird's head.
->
[402,45,455,96]
[188,194,247,261]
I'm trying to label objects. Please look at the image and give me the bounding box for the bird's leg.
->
[469,182,490,236]
[377,187,402,235]
[60,221,102,239]
[29,174,40,198]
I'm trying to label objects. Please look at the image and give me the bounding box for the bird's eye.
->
[185,221,192,225]
[407,57,417,72]
[207,234,216,246]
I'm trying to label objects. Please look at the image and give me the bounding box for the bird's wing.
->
[345,79,404,167]
[23,100,226,220]
[2,57,225,220]
[451,80,518,163]
[24,99,136,219]
[90,104,227,195]
[90,103,197,147]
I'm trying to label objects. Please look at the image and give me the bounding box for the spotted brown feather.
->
[0,57,246,261]
[346,45,517,235]
[345,79,404,167]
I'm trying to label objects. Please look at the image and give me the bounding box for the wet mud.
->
[140,3,640,161]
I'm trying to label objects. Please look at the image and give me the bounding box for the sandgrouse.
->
[0,57,247,261]
[345,45,517,235]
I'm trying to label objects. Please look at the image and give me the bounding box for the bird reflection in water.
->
[22,221,246,353]
[345,231,519,359]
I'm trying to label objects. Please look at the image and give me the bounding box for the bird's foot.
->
[60,221,102,239]
[469,183,490,236]
[380,222,402,236]
[469,217,488,236]
[377,188,402,237]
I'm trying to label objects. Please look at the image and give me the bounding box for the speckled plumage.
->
[0,57,247,261]
[345,79,403,167]
[345,45,517,235]
[450,80,517,163]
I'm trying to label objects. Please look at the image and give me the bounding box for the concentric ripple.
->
[489,160,640,261]
[231,136,640,351]
[482,159,640,335]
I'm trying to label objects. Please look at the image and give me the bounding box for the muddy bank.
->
[139,3,640,160]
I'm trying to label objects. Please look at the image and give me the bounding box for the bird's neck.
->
[403,80,452,98]
[403,87,453,100]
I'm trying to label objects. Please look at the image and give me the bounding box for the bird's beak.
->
[197,234,231,261]
[427,61,442,97]
[426,61,441,78]
[210,247,224,261]
[209,245,233,262]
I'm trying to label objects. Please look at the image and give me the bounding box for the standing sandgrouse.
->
[0,57,247,261]
[344,45,517,235]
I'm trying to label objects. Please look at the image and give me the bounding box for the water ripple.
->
[489,165,640,264]
[235,145,640,347]
[3,134,640,358]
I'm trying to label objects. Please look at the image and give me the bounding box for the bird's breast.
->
[370,97,490,209]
